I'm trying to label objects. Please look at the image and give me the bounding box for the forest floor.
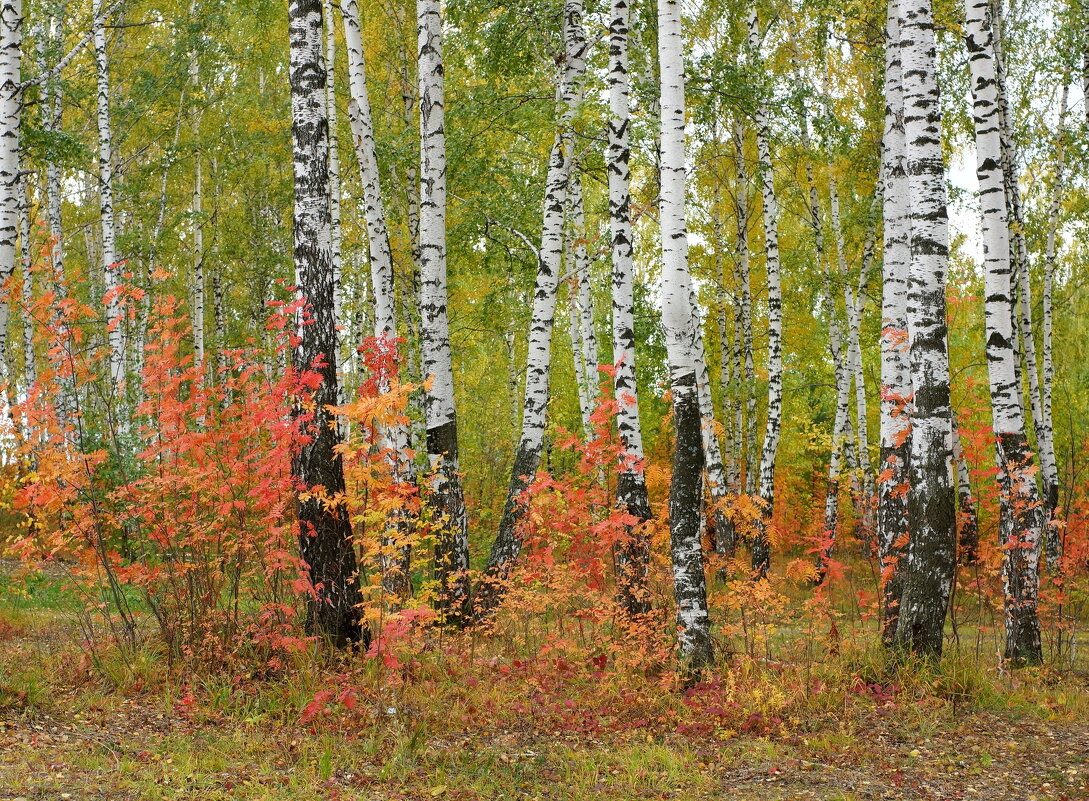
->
[2,562,1088,800]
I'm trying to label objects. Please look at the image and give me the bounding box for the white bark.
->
[18,168,31,393]
[486,0,587,587]
[342,0,396,340]
[1042,80,1067,570]
[879,0,913,644]
[733,120,757,497]
[608,0,651,615]
[831,176,874,533]
[93,0,123,391]
[658,0,711,668]
[417,0,469,620]
[964,0,1042,663]
[748,9,784,576]
[323,0,343,339]
[894,0,957,657]
[190,47,205,366]
[0,0,21,382]
[567,170,598,438]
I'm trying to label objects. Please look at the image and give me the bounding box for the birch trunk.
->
[734,121,757,497]
[894,0,957,657]
[964,0,1042,664]
[748,10,783,577]
[991,6,1059,529]
[567,170,598,439]
[484,0,587,598]
[417,0,470,621]
[691,296,732,563]
[658,0,711,668]
[323,0,344,355]
[0,0,21,385]
[18,169,31,393]
[951,415,978,564]
[831,176,874,535]
[608,0,651,616]
[1042,80,1067,571]
[879,0,912,646]
[287,0,365,647]
[93,0,124,392]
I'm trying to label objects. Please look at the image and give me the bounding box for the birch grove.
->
[0,0,1084,680]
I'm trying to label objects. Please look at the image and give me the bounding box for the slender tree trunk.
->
[18,169,31,394]
[608,0,651,616]
[417,0,469,621]
[190,39,205,368]
[0,0,21,387]
[93,0,124,392]
[322,0,344,356]
[1042,80,1067,571]
[818,271,854,582]
[287,0,365,647]
[991,5,1059,533]
[734,120,757,498]
[831,176,874,535]
[893,0,957,657]
[567,170,598,439]
[484,0,587,600]
[964,0,1043,664]
[659,0,711,669]
[691,295,732,563]
[748,9,784,578]
[342,0,399,346]
[951,415,978,564]
[41,9,72,428]
[879,0,912,646]
[566,265,592,439]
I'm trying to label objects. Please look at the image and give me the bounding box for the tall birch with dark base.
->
[418,0,470,622]
[483,0,587,605]
[658,0,712,669]
[608,0,651,616]
[287,0,365,648]
[894,0,957,657]
[964,0,1042,665]
[879,0,912,645]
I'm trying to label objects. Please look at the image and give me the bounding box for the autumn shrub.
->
[8,289,327,668]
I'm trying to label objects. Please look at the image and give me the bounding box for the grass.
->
[2,561,1088,799]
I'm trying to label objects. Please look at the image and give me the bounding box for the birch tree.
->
[93,0,124,392]
[342,0,416,598]
[485,0,587,598]
[878,0,912,645]
[748,9,784,577]
[287,0,365,647]
[0,0,21,382]
[418,0,470,621]
[1042,80,1067,571]
[608,0,651,615]
[893,0,957,657]
[964,0,1043,664]
[659,0,712,669]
